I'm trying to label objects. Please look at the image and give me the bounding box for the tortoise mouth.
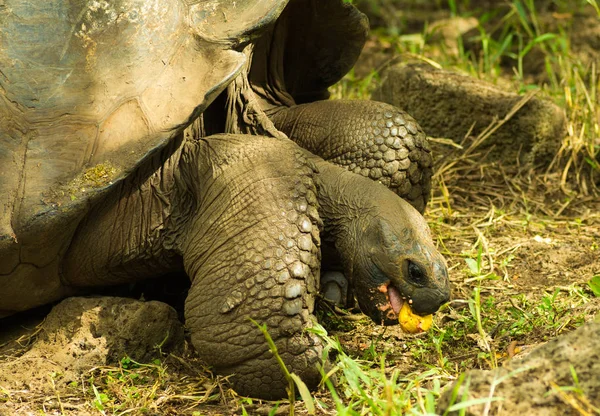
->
[388,284,404,315]
[377,281,408,322]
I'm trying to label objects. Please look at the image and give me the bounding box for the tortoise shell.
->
[0,0,287,308]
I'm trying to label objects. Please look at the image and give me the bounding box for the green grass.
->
[327,2,600,411]
[299,284,595,415]
[2,2,597,415]
[337,0,599,193]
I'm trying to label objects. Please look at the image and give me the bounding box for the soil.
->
[1,3,600,416]
[3,177,598,415]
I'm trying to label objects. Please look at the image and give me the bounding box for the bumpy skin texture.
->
[180,135,323,398]
[1,0,451,401]
[176,136,448,395]
[307,154,449,324]
[60,132,449,398]
[270,100,433,213]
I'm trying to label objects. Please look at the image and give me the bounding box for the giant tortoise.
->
[0,0,450,398]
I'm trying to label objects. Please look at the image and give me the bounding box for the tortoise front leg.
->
[180,134,323,399]
[269,99,433,213]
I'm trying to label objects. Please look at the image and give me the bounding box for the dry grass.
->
[1,2,599,415]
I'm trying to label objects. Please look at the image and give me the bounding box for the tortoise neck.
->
[248,25,296,111]
[62,134,187,287]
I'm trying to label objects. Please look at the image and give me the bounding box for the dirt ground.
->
[1,149,598,415]
[1,3,600,416]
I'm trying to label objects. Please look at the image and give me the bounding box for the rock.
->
[437,321,600,415]
[373,63,567,164]
[0,296,184,393]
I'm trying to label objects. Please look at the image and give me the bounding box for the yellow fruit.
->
[398,302,433,333]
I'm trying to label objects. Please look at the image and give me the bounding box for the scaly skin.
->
[63,134,322,398]
[62,133,449,398]
[269,99,433,214]
[180,135,323,398]
[307,153,449,323]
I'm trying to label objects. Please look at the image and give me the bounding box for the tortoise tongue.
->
[388,285,404,315]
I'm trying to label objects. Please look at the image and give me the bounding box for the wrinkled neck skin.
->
[61,131,195,287]
[248,23,296,112]
[306,153,449,323]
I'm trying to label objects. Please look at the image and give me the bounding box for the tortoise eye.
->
[407,261,427,286]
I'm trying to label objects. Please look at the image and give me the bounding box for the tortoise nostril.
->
[407,261,428,286]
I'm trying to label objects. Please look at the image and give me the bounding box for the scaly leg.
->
[269,99,433,213]
[180,134,323,399]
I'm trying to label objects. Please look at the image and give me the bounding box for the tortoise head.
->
[347,197,450,326]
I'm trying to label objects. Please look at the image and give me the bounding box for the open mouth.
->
[377,281,406,320]
[378,281,432,333]
[388,284,405,316]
